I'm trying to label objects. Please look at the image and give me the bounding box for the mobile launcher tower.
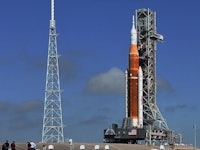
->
[104,8,182,145]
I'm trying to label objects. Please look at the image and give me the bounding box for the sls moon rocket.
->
[103,15,146,143]
[126,16,143,128]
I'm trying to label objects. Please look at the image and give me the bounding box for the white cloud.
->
[15,99,42,114]
[85,67,125,94]
[157,77,174,93]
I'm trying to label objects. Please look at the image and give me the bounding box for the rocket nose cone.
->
[131,15,137,45]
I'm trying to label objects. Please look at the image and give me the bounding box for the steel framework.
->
[136,8,168,133]
[42,0,64,143]
[136,8,182,145]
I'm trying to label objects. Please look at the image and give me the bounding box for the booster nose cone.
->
[138,66,143,77]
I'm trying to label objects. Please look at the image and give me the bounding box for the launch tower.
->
[136,8,169,144]
[136,8,167,130]
[136,8,182,145]
[42,0,64,143]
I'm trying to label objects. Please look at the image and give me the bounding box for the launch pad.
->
[104,8,182,145]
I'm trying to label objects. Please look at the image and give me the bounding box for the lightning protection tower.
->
[42,0,64,143]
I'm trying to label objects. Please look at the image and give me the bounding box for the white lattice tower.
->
[42,0,64,142]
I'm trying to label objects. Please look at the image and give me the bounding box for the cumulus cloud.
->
[0,99,43,132]
[59,58,76,82]
[157,77,174,93]
[9,116,42,130]
[80,115,109,125]
[0,101,11,112]
[15,99,43,114]
[85,67,125,94]
[165,104,187,113]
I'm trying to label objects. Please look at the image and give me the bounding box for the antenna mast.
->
[51,0,55,27]
[42,0,65,143]
[51,0,54,21]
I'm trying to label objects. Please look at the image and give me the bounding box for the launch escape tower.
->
[42,0,64,143]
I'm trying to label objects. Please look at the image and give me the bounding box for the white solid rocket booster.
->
[138,66,143,128]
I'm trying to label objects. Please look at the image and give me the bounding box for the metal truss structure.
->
[42,0,64,143]
[136,9,168,144]
[136,8,182,145]
[136,8,168,131]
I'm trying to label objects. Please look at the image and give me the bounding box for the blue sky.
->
[0,0,200,145]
